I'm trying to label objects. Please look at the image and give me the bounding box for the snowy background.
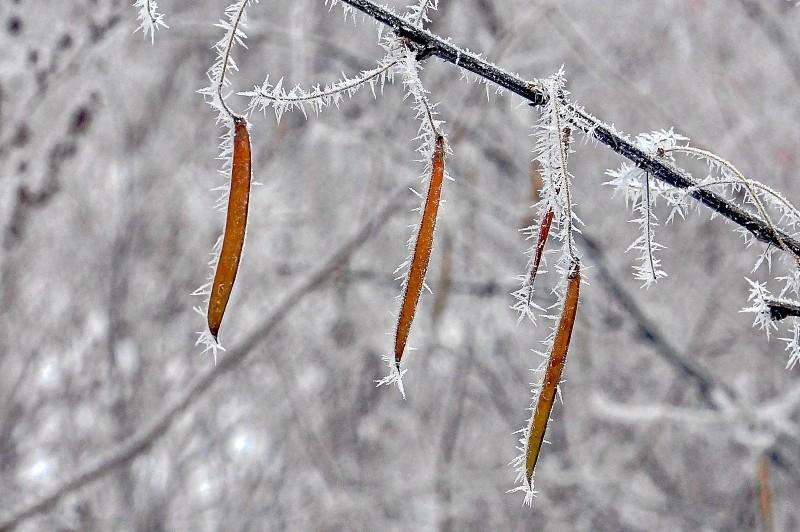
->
[1,0,799,530]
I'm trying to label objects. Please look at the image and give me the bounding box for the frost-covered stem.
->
[411,0,435,27]
[552,108,576,260]
[397,44,440,138]
[686,180,800,223]
[418,91,437,135]
[642,174,656,275]
[336,0,800,258]
[217,1,251,121]
[144,0,157,23]
[244,53,399,121]
[662,146,794,260]
[134,0,168,43]
[255,61,397,106]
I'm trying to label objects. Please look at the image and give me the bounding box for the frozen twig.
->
[407,0,438,28]
[662,145,798,261]
[198,0,256,124]
[133,0,168,43]
[244,59,399,122]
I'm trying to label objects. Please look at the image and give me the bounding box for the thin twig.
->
[411,0,434,27]
[214,0,252,121]
[662,145,794,259]
[550,96,576,260]
[249,59,398,107]
[642,172,658,282]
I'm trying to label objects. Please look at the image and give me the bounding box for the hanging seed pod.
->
[525,208,554,305]
[524,259,580,487]
[207,115,252,341]
[394,134,446,369]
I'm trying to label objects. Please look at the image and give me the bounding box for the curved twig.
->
[200,0,254,122]
[662,145,796,259]
[244,59,400,120]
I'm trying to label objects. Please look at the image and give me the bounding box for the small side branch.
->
[134,0,168,43]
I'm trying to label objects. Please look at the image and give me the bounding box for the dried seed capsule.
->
[394,135,445,369]
[207,116,252,341]
[525,208,554,306]
[524,259,580,487]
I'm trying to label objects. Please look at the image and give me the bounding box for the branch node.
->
[415,45,437,62]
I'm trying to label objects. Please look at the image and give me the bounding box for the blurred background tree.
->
[1,1,799,530]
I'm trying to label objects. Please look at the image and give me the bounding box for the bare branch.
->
[766,298,800,321]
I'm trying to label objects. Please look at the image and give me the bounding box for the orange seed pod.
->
[394,134,445,369]
[525,208,554,305]
[524,259,580,487]
[207,116,252,341]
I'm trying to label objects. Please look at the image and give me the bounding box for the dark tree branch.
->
[766,298,800,321]
[340,0,800,258]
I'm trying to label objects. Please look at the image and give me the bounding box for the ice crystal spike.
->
[133,0,168,43]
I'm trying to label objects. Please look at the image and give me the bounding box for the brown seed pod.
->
[207,116,252,341]
[524,259,580,487]
[525,208,554,306]
[394,134,445,369]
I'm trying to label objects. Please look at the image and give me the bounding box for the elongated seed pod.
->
[525,208,554,305]
[207,116,252,341]
[524,259,580,486]
[394,134,445,369]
